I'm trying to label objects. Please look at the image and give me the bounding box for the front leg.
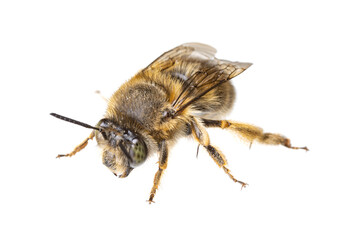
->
[147,140,168,204]
[56,131,95,158]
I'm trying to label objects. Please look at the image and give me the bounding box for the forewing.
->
[143,43,252,115]
[171,60,252,115]
[143,42,217,73]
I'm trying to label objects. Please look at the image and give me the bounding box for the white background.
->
[1,0,359,239]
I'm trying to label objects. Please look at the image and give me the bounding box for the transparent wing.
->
[143,43,252,115]
[144,42,217,72]
[171,61,252,115]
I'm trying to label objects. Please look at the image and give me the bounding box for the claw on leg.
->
[284,138,309,151]
[146,197,155,204]
[223,166,248,189]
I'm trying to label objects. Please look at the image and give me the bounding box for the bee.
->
[51,43,308,203]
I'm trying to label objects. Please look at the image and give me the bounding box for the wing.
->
[143,43,252,116]
[144,42,217,71]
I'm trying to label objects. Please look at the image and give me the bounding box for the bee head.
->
[95,119,148,176]
[50,113,149,178]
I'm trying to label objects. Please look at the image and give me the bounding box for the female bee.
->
[51,43,307,203]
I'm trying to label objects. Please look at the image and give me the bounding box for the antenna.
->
[50,113,100,131]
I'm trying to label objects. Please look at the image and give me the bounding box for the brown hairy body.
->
[51,43,308,203]
[107,65,235,142]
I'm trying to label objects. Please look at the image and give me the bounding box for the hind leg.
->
[201,119,308,151]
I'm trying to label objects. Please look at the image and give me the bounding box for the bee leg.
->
[56,131,95,158]
[147,140,168,204]
[202,119,308,151]
[191,118,248,189]
[196,144,200,158]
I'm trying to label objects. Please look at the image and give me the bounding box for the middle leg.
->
[191,118,248,188]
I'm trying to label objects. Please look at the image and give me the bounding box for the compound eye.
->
[129,138,147,167]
